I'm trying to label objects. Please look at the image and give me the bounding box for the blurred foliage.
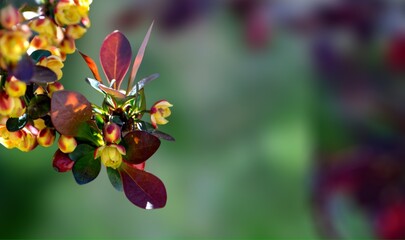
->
[0,0,317,238]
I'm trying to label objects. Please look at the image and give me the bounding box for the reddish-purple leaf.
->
[78,50,103,83]
[98,84,126,99]
[50,90,93,136]
[10,56,34,82]
[123,131,161,164]
[126,22,154,94]
[120,164,167,209]
[100,31,132,89]
[30,66,58,84]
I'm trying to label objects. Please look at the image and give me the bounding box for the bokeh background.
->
[1,0,405,238]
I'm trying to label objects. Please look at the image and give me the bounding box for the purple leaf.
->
[123,131,161,164]
[50,90,93,136]
[126,22,154,94]
[120,164,167,209]
[100,31,132,89]
[10,56,34,82]
[30,66,58,84]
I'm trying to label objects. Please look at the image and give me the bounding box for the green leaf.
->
[123,131,160,164]
[27,94,50,119]
[75,121,103,147]
[72,151,101,185]
[131,88,146,115]
[30,50,51,63]
[50,90,93,136]
[6,113,28,132]
[107,167,123,191]
[69,144,95,161]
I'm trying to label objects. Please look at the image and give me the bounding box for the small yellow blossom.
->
[94,144,126,169]
[29,17,57,38]
[0,29,30,62]
[5,77,26,97]
[66,24,87,39]
[150,100,173,128]
[39,55,64,80]
[55,1,82,26]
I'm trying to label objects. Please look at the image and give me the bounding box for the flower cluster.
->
[0,1,173,209]
[0,0,92,151]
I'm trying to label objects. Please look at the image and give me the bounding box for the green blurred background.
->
[0,1,317,238]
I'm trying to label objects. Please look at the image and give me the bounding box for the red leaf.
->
[126,22,154,94]
[78,50,103,83]
[100,31,132,89]
[120,164,167,209]
[123,131,161,164]
[50,90,93,136]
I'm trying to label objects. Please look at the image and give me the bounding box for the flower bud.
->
[0,91,15,116]
[66,24,87,39]
[0,5,21,29]
[37,128,56,147]
[150,100,173,128]
[47,82,64,97]
[5,77,26,97]
[60,37,76,54]
[58,135,77,153]
[103,122,121,144]
[52,149,74,172]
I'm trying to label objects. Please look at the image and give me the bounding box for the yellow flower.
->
[33,118,46,131]
[38,55,64,80]
[0,5,21,29]
[150,100,173,128]
[0,91,15,116]
[0,125,23,149]
[65,24,87,39]
[55,1,82,26]
[17,128,38,152]
[29,17,57,38]
[8,97,25,118]
[94,144,126,169]
[0,29,30,62]
[0,125,37,151]
[5,76,26,97]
